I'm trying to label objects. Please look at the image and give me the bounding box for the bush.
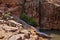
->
[4,12,10,17]
[20,13,38,27]
[3,12,11,20]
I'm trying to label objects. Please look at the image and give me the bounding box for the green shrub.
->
[4,12,10,17]
[20,13,38,27]
[3,12,11,20]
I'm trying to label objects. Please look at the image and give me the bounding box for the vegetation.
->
[20,13,38,27]
[3,12,11,20]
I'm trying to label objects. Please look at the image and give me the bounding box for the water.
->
[40,30,60,40]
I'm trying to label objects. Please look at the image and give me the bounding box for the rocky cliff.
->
[39,0,60,29]
[0,0,22,17]
[0,0,60,29]
[0,0,39,24]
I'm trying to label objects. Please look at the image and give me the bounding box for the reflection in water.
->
[40,30,60,40]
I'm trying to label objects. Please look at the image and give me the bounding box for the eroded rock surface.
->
[0,20,49,40]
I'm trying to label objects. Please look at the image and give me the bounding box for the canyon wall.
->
[25,0,39,24]
[40,0,60,29]
[0,0,39,24]
[0,0,22,17]
[0,0,60,29]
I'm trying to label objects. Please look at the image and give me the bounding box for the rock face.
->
[39,0,60,29]
[0,0,22,17]
[0,0,60,29]
[24,0,60,29]
[0,0,39,24]
[25,0,39,24]
[0,20,49,40]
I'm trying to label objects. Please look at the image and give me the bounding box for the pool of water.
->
[40,30,60,40]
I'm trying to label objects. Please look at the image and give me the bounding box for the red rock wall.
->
[0,0,22,17]
[0,0,60,29]
[25,0,39,24]
[40,0,60,29]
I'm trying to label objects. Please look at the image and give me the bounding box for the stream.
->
[40,30,60,40]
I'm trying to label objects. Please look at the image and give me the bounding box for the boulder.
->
[9,34,25,40]
[2,24,18,32]
[0,32,4,39]
[20,29,30,34]
[8,20,22,27]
